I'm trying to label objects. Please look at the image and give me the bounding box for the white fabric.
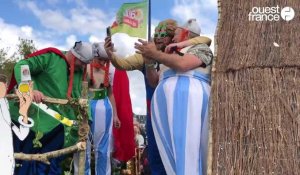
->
[93,42,109,60]
[0,98,31,175]
[181,19,201,35]
[18,116,34,128]
[71,41,94,63]
[151,75,210,175]
[73,98,113,175]
[0,98,15,175]
[151,45,211,175]
[20,65,31,82]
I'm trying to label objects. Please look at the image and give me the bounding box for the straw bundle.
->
[209,0,300,174]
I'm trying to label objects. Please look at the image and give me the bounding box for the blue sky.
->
[0,0,218,114]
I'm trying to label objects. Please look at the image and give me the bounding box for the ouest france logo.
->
[248,5,295,21]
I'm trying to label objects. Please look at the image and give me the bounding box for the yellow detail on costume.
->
[19,83,30,93]
[54,113,73,126]
[61,117,73,127]
[54,113,62,120]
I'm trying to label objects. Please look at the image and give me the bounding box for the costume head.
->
[64,41,95,98]
[154,19,178,51]
[173,19,201,43]
[89,42,110,87]
[181,18,201,36]
[92,42,109,60]
[71,41,95,64]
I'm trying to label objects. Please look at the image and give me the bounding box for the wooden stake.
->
[78,81,89,175]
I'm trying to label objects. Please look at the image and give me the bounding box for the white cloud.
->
[88,35,101,43]
[65,35,77,48]
[0,18,39,57]
[0,18,71,58]
[20,26,33,37]
[171,0,217,53]
[69,8,110,34]
[150,18,160,38]
[18,1,112,36]
[171,0,218,34]
[24,2,72,32]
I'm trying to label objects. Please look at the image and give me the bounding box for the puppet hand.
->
[16,82,34,123]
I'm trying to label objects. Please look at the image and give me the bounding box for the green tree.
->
[0,38,37,81]
[0,48,7,64]
[17,38,37,59]
[0,45,14,79]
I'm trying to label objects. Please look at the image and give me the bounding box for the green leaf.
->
[64,171,71,175]
[36,131,44,140]
[33,140,42,148]
[32,131,44,148]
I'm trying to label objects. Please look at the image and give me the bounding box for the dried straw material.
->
[209,0,300,174]
[216,0,299,72]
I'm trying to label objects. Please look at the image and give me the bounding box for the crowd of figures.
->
[0,18,213,175]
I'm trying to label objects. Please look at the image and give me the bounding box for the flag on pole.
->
[111,1,148,39]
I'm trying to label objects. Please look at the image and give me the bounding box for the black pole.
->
[147,0,151,41]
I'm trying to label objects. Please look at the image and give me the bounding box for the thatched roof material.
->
[209,0,300,174]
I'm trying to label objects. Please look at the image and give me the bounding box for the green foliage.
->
[60,156,74,175]
[0,59,16,80]
[17,38,37,59]
[33,131,44,148]
[0,37,96,173]
[0,38,37,80]
[0,47,8,64]
[0,42,15,79]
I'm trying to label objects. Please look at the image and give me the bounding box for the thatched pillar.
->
[209,0,299,174]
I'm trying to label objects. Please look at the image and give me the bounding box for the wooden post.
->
[78,81,89,174]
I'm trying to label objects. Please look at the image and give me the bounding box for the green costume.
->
[10,50,82,147]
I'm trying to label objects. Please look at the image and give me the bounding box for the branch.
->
[6,94,88,106]
[78,81,89,175]
[14,142,86,165]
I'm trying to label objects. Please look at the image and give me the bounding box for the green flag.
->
[111,1,148,39]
